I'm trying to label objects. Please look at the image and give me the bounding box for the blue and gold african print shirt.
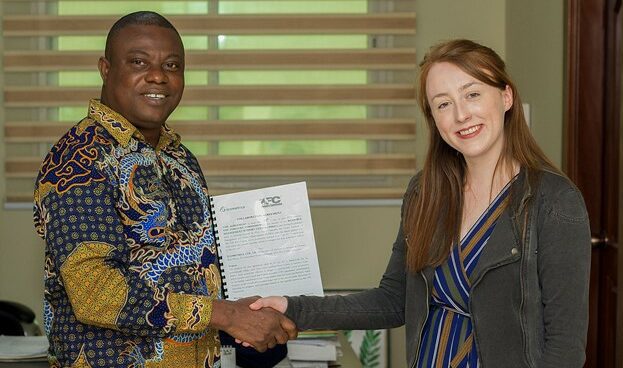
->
[34,99,222,368]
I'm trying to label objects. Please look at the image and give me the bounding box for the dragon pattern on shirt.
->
[34,99,222,368]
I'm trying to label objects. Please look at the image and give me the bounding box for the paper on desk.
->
[287,338,339,362]
[0,335,48,361]
[290,362,329,368]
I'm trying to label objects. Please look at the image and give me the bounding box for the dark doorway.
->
[565,0,621,367]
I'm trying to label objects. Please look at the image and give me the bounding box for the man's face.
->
[98,24,184,140]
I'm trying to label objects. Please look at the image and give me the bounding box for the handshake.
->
[211,296,292,352]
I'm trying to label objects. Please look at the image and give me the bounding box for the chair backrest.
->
[0,309,25,335]
[0,300,39,336]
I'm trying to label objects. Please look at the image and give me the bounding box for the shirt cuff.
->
[168,293,214,333]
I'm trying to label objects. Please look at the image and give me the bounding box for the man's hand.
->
[210,296,297,352]
[235,296,291,347]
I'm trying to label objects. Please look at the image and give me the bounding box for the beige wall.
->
[506,0,565,168]
[0,1,566,367]
[0,211,45,316]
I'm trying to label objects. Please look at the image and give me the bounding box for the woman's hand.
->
[248,296,288,313]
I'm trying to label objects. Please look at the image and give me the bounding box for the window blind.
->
[2,0,417,202]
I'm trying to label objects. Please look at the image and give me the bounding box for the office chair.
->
[0,300,41,336]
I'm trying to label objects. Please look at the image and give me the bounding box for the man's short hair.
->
[105,11,182,59]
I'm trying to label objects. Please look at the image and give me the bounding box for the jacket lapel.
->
[470,207,522,284]
[421,170,533,286]
[471,169,534,283]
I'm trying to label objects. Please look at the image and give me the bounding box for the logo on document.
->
[260,196,282,208]
[219,205,245,213]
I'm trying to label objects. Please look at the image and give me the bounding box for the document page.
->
[211,182,324,300]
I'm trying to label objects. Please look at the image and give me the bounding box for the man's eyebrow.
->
[125,49,150,56]
[127,49,183,58]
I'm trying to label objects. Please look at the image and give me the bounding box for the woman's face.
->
[425,62,513,166]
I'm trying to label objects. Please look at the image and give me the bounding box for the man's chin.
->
[134,110,172,124]
[131,117,167,130]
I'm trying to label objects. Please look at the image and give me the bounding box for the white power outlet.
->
[522,103,531,127]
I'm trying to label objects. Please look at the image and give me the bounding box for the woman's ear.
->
[502,84,514,112]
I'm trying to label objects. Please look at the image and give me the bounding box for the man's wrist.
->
[208,299,232,331]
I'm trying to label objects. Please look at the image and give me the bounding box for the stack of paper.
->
[287,331,341,368]
[0,335,48,362]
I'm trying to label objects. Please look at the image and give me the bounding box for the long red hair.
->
[403,39,560,272]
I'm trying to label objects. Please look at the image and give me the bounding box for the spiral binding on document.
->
[209,195,229,299]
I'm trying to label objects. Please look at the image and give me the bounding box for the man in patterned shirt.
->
[34,11,296,368]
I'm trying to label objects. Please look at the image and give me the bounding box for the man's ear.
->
[98,56,110,85]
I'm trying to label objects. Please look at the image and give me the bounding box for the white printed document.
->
[210,182,324,300]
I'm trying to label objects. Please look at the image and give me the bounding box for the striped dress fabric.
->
[416,181,513,368]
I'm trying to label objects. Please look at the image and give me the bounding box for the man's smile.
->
[142,92,167,100]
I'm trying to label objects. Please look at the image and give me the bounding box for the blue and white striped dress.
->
[416,181,513,368]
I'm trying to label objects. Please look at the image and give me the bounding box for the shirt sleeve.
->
[536,185,591,367]
[35,159,214,337]
[283,176,420,330]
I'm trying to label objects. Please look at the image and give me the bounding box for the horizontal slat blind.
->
[4,49,418,71]
[3,14,416,35]
[2,1,417,203]
[5,85,416,106]
[5,119,416,142]
[6,155,417,178]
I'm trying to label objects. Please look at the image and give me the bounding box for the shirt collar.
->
[87,99,181,149]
